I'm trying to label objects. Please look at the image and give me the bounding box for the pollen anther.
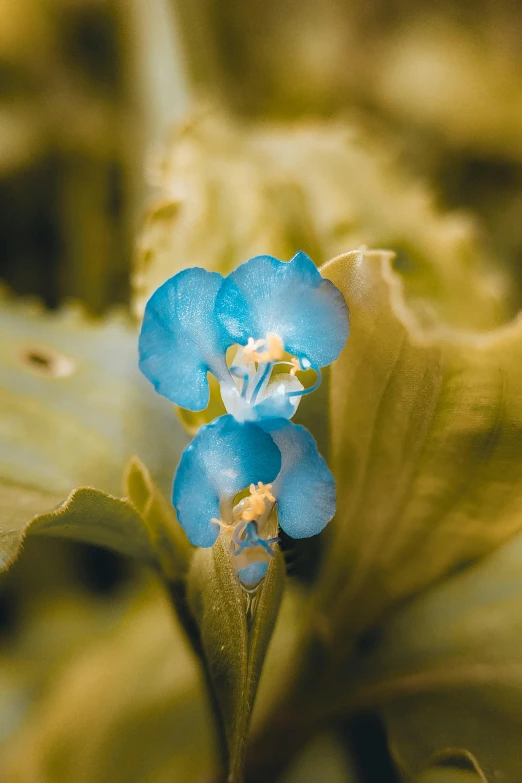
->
[289,357,301,376]
[242,332,284,364]
[239,481,276,521]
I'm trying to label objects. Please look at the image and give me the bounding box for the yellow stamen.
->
[242,333,284,364]
[252,481,275,503]
[239,482,276,521]
[242,337,265,363]
[289,357,301,376]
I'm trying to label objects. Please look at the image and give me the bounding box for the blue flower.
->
[140,253,344,587]
[172,414,336,586]
[172,415,281,548]
[139,252,349,423]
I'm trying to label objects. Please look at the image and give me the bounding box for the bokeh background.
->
[2,0,522,780]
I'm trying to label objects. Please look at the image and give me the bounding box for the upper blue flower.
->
[172,414,336,585]
[138,252,349,423]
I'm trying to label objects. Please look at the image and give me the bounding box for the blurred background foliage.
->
[2,0,522,780]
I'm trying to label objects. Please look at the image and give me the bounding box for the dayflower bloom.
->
[173,415,336,587]
[138,252,349,423]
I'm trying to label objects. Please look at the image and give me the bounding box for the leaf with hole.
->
[0,297,189,511]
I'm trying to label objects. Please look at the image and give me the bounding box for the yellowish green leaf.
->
[1,457,191,581]
[0,480,65,549]
[282,733,360,783]
[0,296,188,505]
[132,110,510,331]
[316,248,522,641]
[342,530,522,783]
[123,455,192,579]
[0,583,214,783]
[417,765,486,783]
[0,486,155,573]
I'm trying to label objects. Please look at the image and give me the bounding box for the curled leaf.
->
[1,457,191,581]
[317,248,522,640]
[133,110,509,331]
[0,486,155,573]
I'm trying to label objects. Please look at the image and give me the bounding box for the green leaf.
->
[188,535,285,782]
[316,248,522,640]
[0,296,188,504]
[344,530,522,783]
[1,457,191,580]
[0,480,65,553]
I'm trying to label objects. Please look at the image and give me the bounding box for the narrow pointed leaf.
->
[188,536,284,781]
[124,455,193,579]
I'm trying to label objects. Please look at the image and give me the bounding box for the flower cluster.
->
[139,252,349,588]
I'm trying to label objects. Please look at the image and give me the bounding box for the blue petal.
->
[253,373,303,421]
[172,415,282,547]
[221,374,300,423]
[138,268,231,410]
[254,391,297,421]
[253,386,297,421]
[216,252,349,368]
[263,420,336,539]
[237,561,269,588]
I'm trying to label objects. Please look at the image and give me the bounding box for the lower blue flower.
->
[172,415,281,548]
[172,414,336,582]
